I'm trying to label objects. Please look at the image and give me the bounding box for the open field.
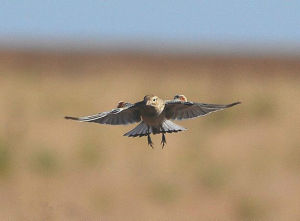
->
[1,49,300,220]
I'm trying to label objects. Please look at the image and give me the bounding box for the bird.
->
[116,101,131,108]
[65,95,241,148]
[173,94,187,102]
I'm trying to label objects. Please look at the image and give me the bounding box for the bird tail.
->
[124,121,151,137]
[124,120,186,137]
[158,120,187,134]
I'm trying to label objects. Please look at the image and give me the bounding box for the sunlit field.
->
[1,50,300,220]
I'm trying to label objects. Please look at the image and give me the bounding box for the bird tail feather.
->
[159,120,187,134]
[124,121,151,137]
[124,120,186,137]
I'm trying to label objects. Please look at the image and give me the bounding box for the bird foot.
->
[161,133,167,148]
[147,134,154,148]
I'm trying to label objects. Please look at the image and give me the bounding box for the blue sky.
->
[1,0,300,49]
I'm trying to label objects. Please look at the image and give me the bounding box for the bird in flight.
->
[65,95,240,148]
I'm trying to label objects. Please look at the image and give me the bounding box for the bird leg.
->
[147,126,154,148]
[147,134,154,148]
[161,133,167,148]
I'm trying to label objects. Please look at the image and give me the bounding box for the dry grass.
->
[0,50,300,220]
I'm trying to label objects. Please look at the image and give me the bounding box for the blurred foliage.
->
[236,197,266,220]
[148,182,180,204]
[249,94,277,119]
[285,142,300,171]
[76,141,105,168]
[90,191,114,213]
[196,164,229,191]
[0,139,11,177]
[29,147,60,176]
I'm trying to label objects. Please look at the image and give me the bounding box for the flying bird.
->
[65,95,241,148]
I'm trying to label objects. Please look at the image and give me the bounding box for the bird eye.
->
[153,98,156,101]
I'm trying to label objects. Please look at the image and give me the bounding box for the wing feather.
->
[164,100,241,120]
[65,103,141,125]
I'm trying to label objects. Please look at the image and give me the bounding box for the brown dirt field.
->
[1,49,300,220]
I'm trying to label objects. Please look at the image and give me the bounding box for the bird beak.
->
[146,100,151,106]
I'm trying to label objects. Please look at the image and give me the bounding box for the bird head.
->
[144,95,160,107]
[174,94,187,102]
[117,101,126,108]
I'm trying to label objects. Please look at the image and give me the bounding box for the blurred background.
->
[1,1,300,220]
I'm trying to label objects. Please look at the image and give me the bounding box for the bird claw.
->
[147,134,154,148]
[161,133,167,148]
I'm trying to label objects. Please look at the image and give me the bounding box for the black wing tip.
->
[227,101,242,107]
[64,116,79,120]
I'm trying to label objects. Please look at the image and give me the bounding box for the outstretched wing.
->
[164,100,241,120]
[65,103,141,125]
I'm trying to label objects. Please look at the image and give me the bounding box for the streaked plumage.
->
[65,95,241,148]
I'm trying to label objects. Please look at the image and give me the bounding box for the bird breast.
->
[141,105,165,126]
